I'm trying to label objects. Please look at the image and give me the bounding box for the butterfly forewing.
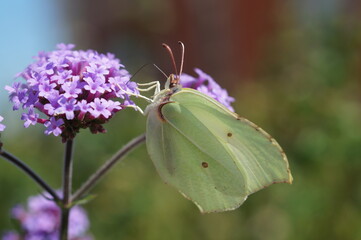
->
[165,88,292,195]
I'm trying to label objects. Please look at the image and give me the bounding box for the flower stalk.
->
[60,139,74,240]
[72,133,146,202]
[0,149,60,202]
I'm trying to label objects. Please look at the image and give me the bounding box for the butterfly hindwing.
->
[146,100,247,213]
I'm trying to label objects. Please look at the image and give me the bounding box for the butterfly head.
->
[166,73,180,89]
[162,42,184,90]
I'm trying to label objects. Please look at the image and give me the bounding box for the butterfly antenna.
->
[129,63,153,82]
[153,63,168,78]
[162,43,178,77]
[178,41,185,76]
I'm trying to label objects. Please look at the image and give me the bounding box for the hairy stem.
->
[60,139,74,240]
[0,150,60,202]
[72,133,146,202]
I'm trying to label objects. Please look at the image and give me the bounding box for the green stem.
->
[72,133,146,202]
[0,150,60,202]
[60,139,74,240]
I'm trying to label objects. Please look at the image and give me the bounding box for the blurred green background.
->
[1,0,361,239]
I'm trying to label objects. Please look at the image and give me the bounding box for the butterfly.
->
[145,42,292,213]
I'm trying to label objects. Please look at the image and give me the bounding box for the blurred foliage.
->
[1,4,361,240]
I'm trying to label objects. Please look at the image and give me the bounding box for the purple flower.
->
[89,98,112,118]
[77,100,90,113]
[6,44,138,141]
[56,97,77,120]
[1,232,20,240]
[21,108,39,128]
[38,81,57,98]
[83,76,106,94]
[180,68,235,112]
[61,78,83,98]
[0,116,5,132]
[44,117,64,136]
[108,76,136,98]
[107,100,121,112]
[2,192,92,240]
[5,83,29,110]
[50,69,73,84]
[69,207,90,237]
[86,62,109,79]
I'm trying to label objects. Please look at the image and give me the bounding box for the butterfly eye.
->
[169,74,177,88]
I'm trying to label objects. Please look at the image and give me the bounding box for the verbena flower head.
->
[180,68,235,112]
[6,43,138,141]
[2,192,91,240]
[1,232,18,240]
[0,116,5,132]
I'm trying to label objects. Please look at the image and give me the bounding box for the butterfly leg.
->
[124,104,145,115]
[137,81,161,95]
[115,83,154,103]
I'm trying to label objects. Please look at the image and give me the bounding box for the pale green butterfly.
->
[145,42,292,213]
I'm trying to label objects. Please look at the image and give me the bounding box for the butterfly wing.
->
[146,102,247,213]
[146,88,292,213]
[167,89,292,193]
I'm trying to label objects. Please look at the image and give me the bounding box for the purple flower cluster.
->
[180,68,235,111]
[2,192,92,240]
[0,116,5,132]
[6,44,138,141]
